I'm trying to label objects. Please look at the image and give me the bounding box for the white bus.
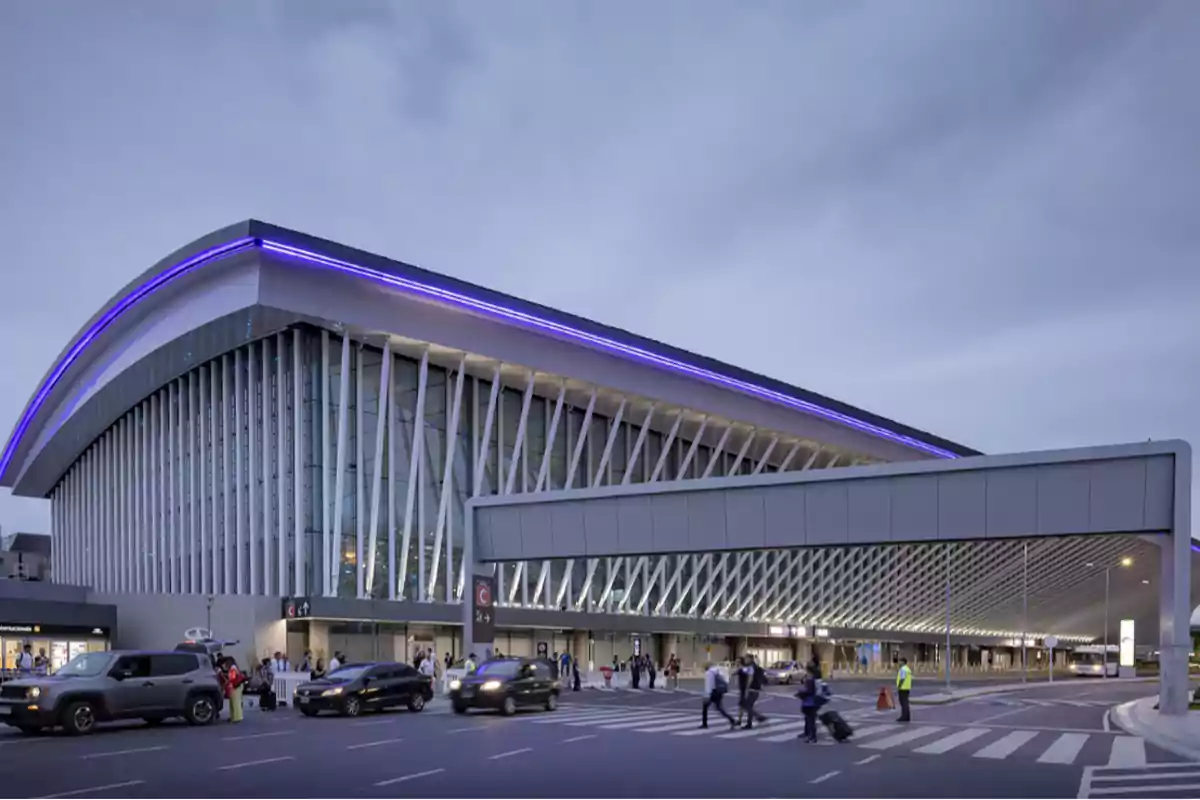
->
[1067,645,1119,677]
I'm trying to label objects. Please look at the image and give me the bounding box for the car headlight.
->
[28,687,41,699]
[481,680,502,691]
[321,687,344,696]
[449,679,462,691]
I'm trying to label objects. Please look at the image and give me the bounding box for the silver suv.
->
[0,650,224,735]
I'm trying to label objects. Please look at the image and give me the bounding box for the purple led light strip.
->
[0,237,257,479]
[1,234,959,482]
[259,239,960,459]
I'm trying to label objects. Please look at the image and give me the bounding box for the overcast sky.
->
[1,0,1198,536]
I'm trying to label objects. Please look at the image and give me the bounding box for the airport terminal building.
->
[4,221,1143,671]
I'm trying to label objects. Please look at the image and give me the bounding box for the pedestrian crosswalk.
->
[510,707,1175,767]
[1079,762,1200,798]
[966,696,1112,708]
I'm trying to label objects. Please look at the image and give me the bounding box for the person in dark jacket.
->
[630,654,641,689]
[740,655,768,729]
[648,656,657,689]
[797,662,821,743]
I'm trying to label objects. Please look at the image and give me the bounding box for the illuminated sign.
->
[768,626,786,637]
[791,625,807,638]
[815,628,830,638]
[1119,619,1135,668]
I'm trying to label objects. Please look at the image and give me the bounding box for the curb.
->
[1109,698,1200,762]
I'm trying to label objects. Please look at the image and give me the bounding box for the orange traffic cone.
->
[876,686,894,711]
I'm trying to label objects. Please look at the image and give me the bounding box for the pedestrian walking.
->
[648,657,657,689]
[895,657,912,722]
[796,662,820,742]
[739,655,768,729]
[700,662,736,729]
[630,654,641,689]
[221,657,247,723]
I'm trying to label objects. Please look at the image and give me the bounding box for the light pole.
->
[1087,557,1132,679]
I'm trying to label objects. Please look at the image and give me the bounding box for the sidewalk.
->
[1110,696,1200,761]
[912,676,1155,705]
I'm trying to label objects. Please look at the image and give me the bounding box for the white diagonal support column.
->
[249,344,259,595]
[596,556,625,609]
[727,429,756,476]
[504,373,536,496]
[700,426,733,479]
[365,342,393,598]
[330,335,351,596]
[777,441,802,472]
[649,411,684,483]
[621,406,656,484]
[429,355,466,601]
[274,332,286,595]
[355,345,365,599]
[387,349,398,601]
[751,436,779,475]
[564,390,596,489]
[619,556,648,612]
[221,357,232,594]
[321,330,332,596]
[534,383,566,492]
[260,339,272,595]
[591,399,626,487]
[199,366,209,593]
[574,558,600,611]
[637,556,668,613]
[472,366,502,497]
[677,416,709,479]
[292,328,305,596]
[398,349,428,600]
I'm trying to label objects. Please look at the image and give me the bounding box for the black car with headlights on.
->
[295,662,432,717]
[449,657,560,716]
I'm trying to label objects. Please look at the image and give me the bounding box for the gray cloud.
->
[1,0,1198,533]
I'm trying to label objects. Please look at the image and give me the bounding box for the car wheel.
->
[300,708,318,718]
[407,694,426,713]
[545,693,558,712]
[184,695,217,726]
[501,696,517,716]
[453,703,468,715]
[342,696,362,717]
[61,701,97,736]
[784,676,792,685]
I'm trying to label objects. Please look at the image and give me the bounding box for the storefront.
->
[0,622,112,675]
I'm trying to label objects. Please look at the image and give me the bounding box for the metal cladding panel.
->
[938,471,987,539]
[1144,455,1176,531]
[763,484,805,547]
[725,489,766,548]
[847,479,891,544]
[1036,463,1091,535]
[519,504,555,557]
[477,505,522,560]
[470,447,1180,560]
[549,502,587,555]
[1088,459,1148,533]
[984,468,1039,538]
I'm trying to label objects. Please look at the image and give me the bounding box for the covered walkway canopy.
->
[465,440,1194,714]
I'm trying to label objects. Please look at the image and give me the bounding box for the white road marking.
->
[718,721,807,740]
[222,730,293,741]
[859,726,943,750]
[1105,736,1146,768]
[810,771,840,784]
[975,705,1039,724]
[855,755,880,765]
[1036,733,1089,764]
[489,747,533,760]
[81,745,168,759]
[563,712,665,727]
[599,715,693,730]
[912,728,990,755]
[40,781,146,798]
[351,718,396,726]
[374,768,446,786]
[974,730,1038,759]
[346,738,404,750]
[634,718,712,733]
[563,735,596,743]
[1102,710,1111,733]
[217,756,295,771]
[530,710,644,724]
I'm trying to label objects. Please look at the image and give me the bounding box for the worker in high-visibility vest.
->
[895,657,913,722]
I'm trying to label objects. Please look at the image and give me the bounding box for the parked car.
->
[0,650,223,736]
[449,657,560,716]
[763,660,803,685]
[294,662,432,717]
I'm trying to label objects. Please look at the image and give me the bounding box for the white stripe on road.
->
[81,746,168,759]
[563,735,596,743]
[489,748,533,760]
[40,782,146,799]
[973,730,1038,759]
[346,738,404,750]
[530,710,643,724]
[855,755,880,765]
[1089,783,1200,796]
[1036,733,1089,764]
[217,756,294,771]
[561,712,665,727]
[1105,736,1146,768]
[351,718,397,726]
[859,726,944,750]
[912,728,990,755]
[222,730,293,741]
[374,768,445,786]
[810,771,840,784]
[599,715,693,730]
[718,721,807,740]
[634,718,714,733]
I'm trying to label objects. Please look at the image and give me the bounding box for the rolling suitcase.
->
[819,709,853,741]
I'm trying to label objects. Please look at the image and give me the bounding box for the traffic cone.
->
[876,686,894,711]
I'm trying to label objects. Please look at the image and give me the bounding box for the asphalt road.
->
[0,679,1195,799]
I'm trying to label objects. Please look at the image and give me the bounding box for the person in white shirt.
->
[271,651,290,674]
[16,645,34,673]
[329,653,342,672]
[700,662,736,730]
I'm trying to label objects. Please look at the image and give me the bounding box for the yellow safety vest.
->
[896,665,912,691]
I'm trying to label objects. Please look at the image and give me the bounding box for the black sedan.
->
[449,657,560,716]
[295,662,432,717]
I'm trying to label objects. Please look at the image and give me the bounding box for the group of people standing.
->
[610,652,682,689]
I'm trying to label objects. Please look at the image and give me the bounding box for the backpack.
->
[713,671,729,693]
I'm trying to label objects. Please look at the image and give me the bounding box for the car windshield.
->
[56,652,112,677]
[474,661,520,677]
[326,665,369,681]
[770,661,793,670]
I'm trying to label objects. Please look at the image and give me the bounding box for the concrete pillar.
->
[1159,462,1192,715]
[572,630,589,670]
[309,621,330,664]
[662,634,678,665]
